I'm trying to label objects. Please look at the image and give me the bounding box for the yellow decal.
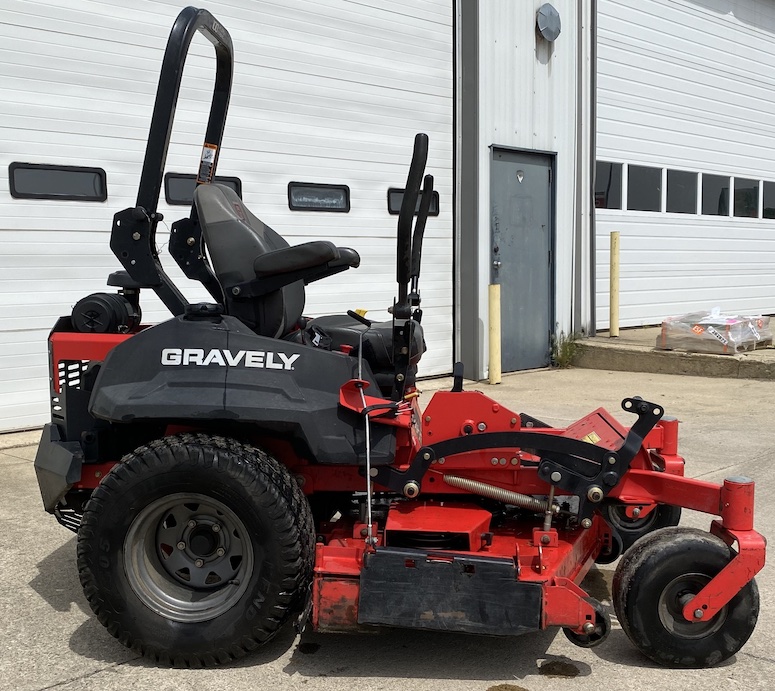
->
[582,431,601,444]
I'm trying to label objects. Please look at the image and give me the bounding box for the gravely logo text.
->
[161,348,300,370]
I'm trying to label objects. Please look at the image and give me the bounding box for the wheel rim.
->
[124,492,254,623]
[657,572,727,639]
[607,504,659,533]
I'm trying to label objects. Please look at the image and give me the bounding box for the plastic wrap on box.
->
[656,311,772,354]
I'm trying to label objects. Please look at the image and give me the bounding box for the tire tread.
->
[77,434,314,667]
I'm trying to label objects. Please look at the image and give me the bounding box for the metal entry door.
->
[490,149,554,371]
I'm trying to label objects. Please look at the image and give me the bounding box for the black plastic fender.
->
[89,315,395,464]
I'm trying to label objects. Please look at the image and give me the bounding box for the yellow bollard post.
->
[610,231,620,338]
[489,283,502,384]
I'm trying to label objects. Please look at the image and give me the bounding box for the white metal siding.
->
[476,0,592,378]
[597,0,775,327]
[0,0,453,432]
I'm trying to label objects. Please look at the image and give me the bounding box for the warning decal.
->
[197,143,218,183]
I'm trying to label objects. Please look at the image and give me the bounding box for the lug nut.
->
[188,520,197,528]
[194,559,204,568]
[216,547,225,557]
[177,541,186,550]
[212,524,221,533]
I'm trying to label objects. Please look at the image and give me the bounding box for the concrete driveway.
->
[1,367,772,690]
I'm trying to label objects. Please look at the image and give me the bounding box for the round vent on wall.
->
[536,3,561,42]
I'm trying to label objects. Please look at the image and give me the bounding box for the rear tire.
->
[613,527,759,668]
[77,434,314,666]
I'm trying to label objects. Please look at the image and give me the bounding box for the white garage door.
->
[0,0,453,432]
[596,0,775,328]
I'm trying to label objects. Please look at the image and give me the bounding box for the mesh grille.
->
[54,505,82,533]
[58,360,90,390]
[52,360,91,415]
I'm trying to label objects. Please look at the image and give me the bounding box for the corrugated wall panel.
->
[0,0,453,432]
[597,0,775,327]
[476,0,591,378]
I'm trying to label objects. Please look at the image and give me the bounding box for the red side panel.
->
[50,332,132,392]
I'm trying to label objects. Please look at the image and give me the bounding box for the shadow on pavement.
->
[29,536,90,616]
[70,611,299,668]
[588,626,739,671]
[282,627,592,681]
[68,616,140,665]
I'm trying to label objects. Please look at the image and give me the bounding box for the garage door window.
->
[733,178,759,218]
[9,162,107,201]
[165,173,242,205]
[764,182,775,219]
[288,182,350,212]
[595,162,622,209]
[627,165,661,212]
[666,170,697,214]
[702,175,729,216]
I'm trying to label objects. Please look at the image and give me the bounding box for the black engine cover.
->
[89,314,396,464]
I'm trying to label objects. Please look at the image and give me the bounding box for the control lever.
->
[408,174,433,309]
[347,310,372,327]
[409,174,434,291]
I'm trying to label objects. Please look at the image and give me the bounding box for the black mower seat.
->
[194,183,359,338]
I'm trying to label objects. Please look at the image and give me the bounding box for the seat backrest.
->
[194,183,304,337]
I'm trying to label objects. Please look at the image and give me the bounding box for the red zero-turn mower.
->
[34,7,765,669]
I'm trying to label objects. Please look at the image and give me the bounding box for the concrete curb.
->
[574,341,775,380]
[0,428,42,450]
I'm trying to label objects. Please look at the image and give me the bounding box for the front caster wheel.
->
[602,501,681,553]
[563,598,611,648]
[613,527,759,668]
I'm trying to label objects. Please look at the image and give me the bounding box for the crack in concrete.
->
[36,657,141,690]
[740,650,775,665]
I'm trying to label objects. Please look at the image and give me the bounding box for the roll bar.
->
[109,6,234,316]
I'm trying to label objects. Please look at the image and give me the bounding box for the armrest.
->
[330,247,360,268]
[233,242,360,298]
[253,241,338,278]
